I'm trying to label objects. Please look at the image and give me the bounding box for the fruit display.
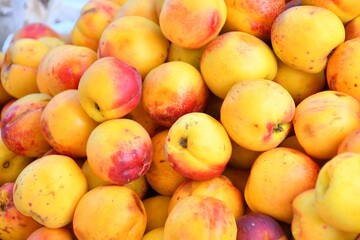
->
[1,0,360,239]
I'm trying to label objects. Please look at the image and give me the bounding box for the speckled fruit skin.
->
[0,182,42,240]
[13,154,88,228]
[271,5,345,74]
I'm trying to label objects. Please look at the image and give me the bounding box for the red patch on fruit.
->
[108,143,152,185]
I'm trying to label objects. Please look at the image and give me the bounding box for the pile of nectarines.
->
[1,0,360,239]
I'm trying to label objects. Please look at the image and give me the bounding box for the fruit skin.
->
[142,61,209,128]
[301,0,360,23]
[244,147,320,223]
[344,15,360,40]
[78,56,142,122]
[1,38,51,98]
[26,226,74,240]
[200,31,278,99]
[142,195,172,233]
[0,129,34,185]
[36,44,98,96]
[13,154,88,228]
[223,0,286,41]
[86,118,153,185]
[167,175,245,219]
[163,195,237,240]
[73,185,147,240]
[327,37,360,102]
[70,0,121,51]
[98,15,170,79]
[114,0,159,24]
[220,79,295,152]
[314,152,360,233]
[236,212,287,240]
[159,0,227,49]
[271,5,345,74]
[40,89,99,158]
[145,129,188,196]
[142,227,165,240]
[337,128,360,154]
[273,57,326,105]
[0,182,43,240]
[166,43,205,71]
[11,22,62,42]
[292,188,358,240]
[165,112,232,181]
[1,93,52,157]
[293,90,360,161]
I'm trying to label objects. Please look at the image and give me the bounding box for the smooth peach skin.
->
[70,0,121,51]
[143,227,165,240]
[0,129,34,185]
[271,5,345,74]
[11,22,61,42]
[314,152,360,233]
[125,175,149,200]
[223,0,286,41]
[142,195,172,233]
[345,15,360,40]
[81,159,111,190]
[145,129,188,196]
[27,227,74,240]
[1,38,51,98]
[165,112,232,181]
[200,31,278,99]
[40,89,99,158]
[0,53,13,106]
[327,37,360,102]
[167,43,206,70]
[1,93,52,157]
[142,61,209,128]
[220,79,295,152]
[78,57,142,122]
[273,58,326,105]
[13,155,88,228]
[164,196,237,240]
[293,90,360,160]
[0,182,42,240]
[292,188,358,240]
[98,15,170,79]
[167,175,245,219]
[244,147,320,224]
[338,128,360,154]
[301,0,360,23]
[86,118,153,185]
[114,0,159,24]
[125,98,164,138]
[159,0,227,49]
[37,44,98,96]
[81,159,148,199]
[73,185,147,240]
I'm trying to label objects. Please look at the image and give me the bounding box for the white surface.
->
[1,0,88,52]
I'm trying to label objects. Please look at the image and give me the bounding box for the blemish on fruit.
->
[2,161,9,168]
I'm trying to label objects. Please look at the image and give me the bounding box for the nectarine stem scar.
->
[180,137,187,148]
[274,125,284,133]
[94,102,100,111]
[2,161,9,168]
